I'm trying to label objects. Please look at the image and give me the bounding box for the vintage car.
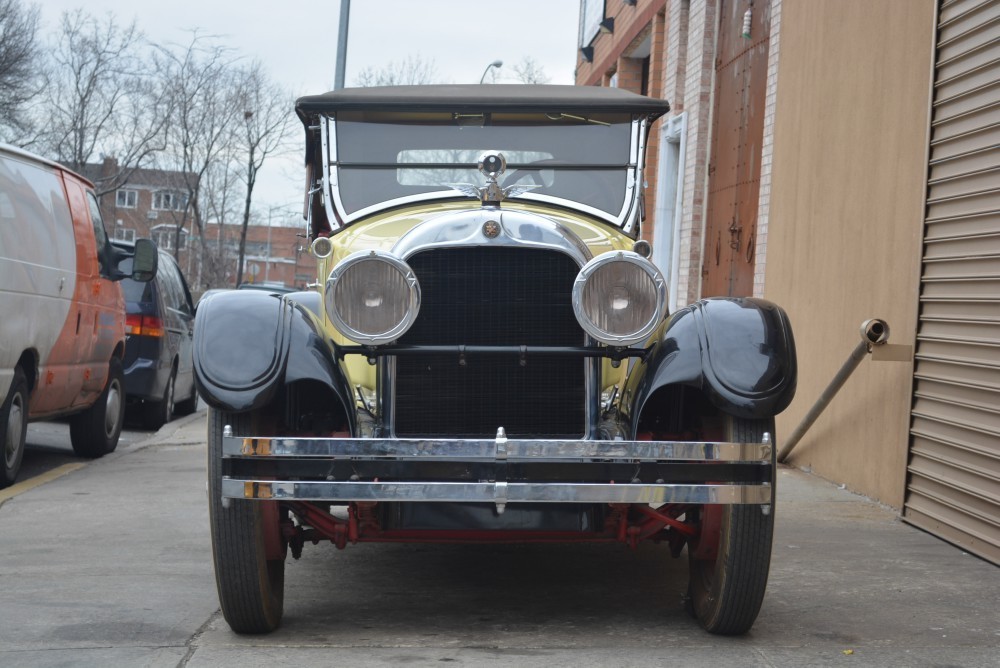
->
[193,85,797,636]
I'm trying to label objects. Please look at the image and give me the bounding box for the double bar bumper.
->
[221,429,774,507]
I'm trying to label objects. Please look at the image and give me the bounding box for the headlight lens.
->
[572,251,667,346]
[325,250,420,345]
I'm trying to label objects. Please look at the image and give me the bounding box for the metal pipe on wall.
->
[777,319,891,463]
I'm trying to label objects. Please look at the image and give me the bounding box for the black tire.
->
[70,357,125,458]
[173,383,199,417]
[208,407,285,633]
[1,367,29,488]
[687,416,775,635]
[142,367,175,430]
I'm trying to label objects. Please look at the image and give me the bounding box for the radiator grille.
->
[394,246,586,437]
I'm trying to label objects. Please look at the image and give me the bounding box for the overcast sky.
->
[38,0,582,218]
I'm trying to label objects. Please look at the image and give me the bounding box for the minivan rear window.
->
[119,258,153,302]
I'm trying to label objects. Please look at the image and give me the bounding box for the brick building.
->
[576,0,1000,564]
[79,157,195,254]
[216,220,317,293]
[80,158,316,295]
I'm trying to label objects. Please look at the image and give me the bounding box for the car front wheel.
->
[687,415,775,635]
[208,407,285,634]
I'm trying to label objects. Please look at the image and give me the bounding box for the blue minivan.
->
[121,249,198,429]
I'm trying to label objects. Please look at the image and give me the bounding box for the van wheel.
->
[1,367,29,488]
[142,368,175,430]
[173,386,199,416]
[687,416,775,635]
[70,357,125,458]
[208,407,285,633]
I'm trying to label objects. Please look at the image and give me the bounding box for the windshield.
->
[332,111,634,218]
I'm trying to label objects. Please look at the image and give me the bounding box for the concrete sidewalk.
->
[0,410,997,667]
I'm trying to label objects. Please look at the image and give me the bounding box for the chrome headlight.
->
[572,251,667,346]
[325,250,420,345]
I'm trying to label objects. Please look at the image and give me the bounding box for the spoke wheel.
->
[70,358,125,458]
[1,367,29,488]
[208,407,285,634]
[687,415,775,635]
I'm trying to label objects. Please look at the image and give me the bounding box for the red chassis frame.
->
[270,500,720,560]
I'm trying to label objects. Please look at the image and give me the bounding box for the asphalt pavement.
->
[0,410,997,667]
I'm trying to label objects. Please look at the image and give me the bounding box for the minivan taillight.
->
[125,314,143,335]
[126,314,165,337]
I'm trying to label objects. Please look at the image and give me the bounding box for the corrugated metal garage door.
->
[905,0,1000,565]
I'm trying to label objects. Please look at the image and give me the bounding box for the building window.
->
[244,241,269,256]
[114,228,136,243]
[116,189,138,208]
[152,190,188,211]
[151,224,187,251]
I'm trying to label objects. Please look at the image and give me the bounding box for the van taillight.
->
[125,314,143,335]
[143,316,165,337]
[126,314,165,337]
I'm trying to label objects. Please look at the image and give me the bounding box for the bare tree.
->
[354,55,439,86]
[233,61,295,286]
[157,32,241,283]
[512,57,550,85]
[0,0,42,140]
[44,9,170,195]
[197,154,243,288]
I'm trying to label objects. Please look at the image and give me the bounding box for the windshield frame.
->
[317,113,648,235]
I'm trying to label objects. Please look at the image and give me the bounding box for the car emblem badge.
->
[483,220,501,239]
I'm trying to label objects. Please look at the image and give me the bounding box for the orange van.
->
[0,144,157,487]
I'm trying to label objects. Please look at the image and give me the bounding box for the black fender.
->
[286,290,321,317]
[193,289,355,430]
[626,298,796,427]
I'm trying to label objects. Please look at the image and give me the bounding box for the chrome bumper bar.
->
[222,479,771,504]
[220,431,773,506]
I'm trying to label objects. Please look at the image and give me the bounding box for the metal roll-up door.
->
[905,0,1000,565]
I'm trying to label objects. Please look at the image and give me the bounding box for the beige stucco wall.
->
[764,0,936,507]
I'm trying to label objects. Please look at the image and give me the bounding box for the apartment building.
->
[80,157,316,295]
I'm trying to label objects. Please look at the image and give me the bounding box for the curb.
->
[133,408,209,450]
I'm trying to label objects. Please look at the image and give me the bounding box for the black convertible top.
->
[296,84,670,118]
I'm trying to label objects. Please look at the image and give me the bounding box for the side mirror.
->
[131,238,159,283]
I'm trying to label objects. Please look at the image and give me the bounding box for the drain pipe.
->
[777,319,891,463]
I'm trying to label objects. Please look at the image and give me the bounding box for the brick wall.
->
[577,2,668,86]
[753,0,781,298]
[672,0,717,306]
[575,1,669,244]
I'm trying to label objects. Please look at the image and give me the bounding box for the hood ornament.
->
[448,150,538,206]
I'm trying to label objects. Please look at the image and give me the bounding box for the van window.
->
[159,259,182,312]
[159,255,193,314]
[86,191,112,275]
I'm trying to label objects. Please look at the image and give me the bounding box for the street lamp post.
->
[479,59,503,84]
